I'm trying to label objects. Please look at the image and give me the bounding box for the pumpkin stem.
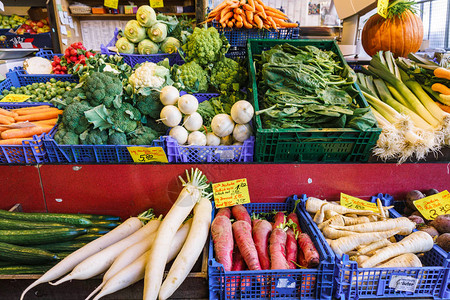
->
[387,0,417,19]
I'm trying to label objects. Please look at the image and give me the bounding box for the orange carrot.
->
[235,21,243,28]
[267,16,278,29]
[0,138,28,145]
[0,115,14,125]
[240,0,245,4]
[245,10,254,22]
[220,11,234,24]
[14,110,62,122]
[273,18,298,28]
[0,108,17,118]
[220,7,233,19]
[262,4,288,17]
[248,0,256,10]
[434,67,450,80]
[209,0,229,15]
[254,14,263,29]
[227,20,234,27]
[15,107,61,116]
[436,101,450,113]
[1,125,53,139]
[242,4,255,12]
[431,83,450,95]
[234,13,244,23]
[266,10,288,20]
[255,3,267,19]
[11,105,50,112]
[31,118,58,126]
[242,16,253,28]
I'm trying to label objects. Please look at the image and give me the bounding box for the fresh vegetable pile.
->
[207,0,298,29]
[306,197,435,267]
[115,5,193,55]
[211,204,320,272]
[51,42,95,75]
[21,168,211,300]
[0,79,76,102]
[0,209,120,275]
[254,43,377,131]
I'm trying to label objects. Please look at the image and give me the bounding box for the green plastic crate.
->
[247,39,381,163]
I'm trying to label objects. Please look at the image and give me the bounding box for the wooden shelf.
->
[70,12,195,19]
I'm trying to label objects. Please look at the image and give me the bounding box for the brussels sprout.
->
[137,39,159,55]
[116,37,135,54]
[124,20,146,43]
[136,5,157,27]
[147,22,167,43]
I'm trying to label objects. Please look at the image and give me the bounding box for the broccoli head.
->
[210,57,248,93]
[80,128,108,145]
[181,27,229,66]
[61,100,93,135]
[128,125,159,145]
[135,91,163,119]
[173,61,209,93]
[53,124,80,145]
[108,131,127,145]
[110,102,141,134]
[82,72,123,108]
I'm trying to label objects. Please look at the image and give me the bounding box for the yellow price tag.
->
[0,94,31,102]
[413,190,450,220]
[104,0,119,9]
[150,0,164,8]
[212,178,250,208]
[340,193,380,213]
[377,0,389,18]
[127,146,168,163]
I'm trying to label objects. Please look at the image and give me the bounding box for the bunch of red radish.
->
[51,42,95,74]
[211,204,320,274]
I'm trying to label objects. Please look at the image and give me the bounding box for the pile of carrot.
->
[206,0,298,29]
[211,204,320,274]
[0,105,61,145]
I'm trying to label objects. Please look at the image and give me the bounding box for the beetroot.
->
[430,214,450,234]
[419,225,440,238]
[436,233,450,251]
[408,215,425,226]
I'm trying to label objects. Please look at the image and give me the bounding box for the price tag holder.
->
[389,275,419,292]
[413,190,450,220]
[212,178,250,208]
[127,146,168,163]
[340,193,379,213]
[150,0,164,8]
[377,0,389,18]
[0,94,31,102]
[104,0,119,9]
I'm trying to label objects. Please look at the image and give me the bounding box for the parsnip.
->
[343,216,370,226]
[322,226,354,239]
[331,217,415,235]
[356,255,370,266]
[305,197,327,213]
[318,215,344,230]
[376,253,422,268]
[314,203,375,224]
[357,239,392,255]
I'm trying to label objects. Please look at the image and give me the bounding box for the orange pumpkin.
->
[361,9,424,58]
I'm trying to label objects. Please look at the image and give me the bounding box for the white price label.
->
[389,275,419,292]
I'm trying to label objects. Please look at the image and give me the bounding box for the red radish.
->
[231,205,251,225]
[252,218,262,228]
[252,219,272,270]
[232,220,261,270]
[269,228,289,270]
[297,233,320,268]
[297,248,306,267]
[287,212,301,232]
[231,244,246,271]
[211,215,233,271]
[273,212,286,229]
[216,208,231,218]
[286,228,298,269]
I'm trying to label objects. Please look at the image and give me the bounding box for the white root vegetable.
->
[377,198,386,220]
[376,253,422,268]
[92,220,192,300]
[322,226,355,239]
[361,231,434,268]
[52,217,160,285]
[183,112,203,131]
[160,86,179,105]
[356,255,370,266]
[324,210,340,220]
[187,131,207,146]
[211,114,235,137]
[314,203,375,224]
[232,123,252,142]
[20,217,142,300]
[85,219,161,300]
[330,228,402,257]
[230,100,254,124]
[318,215,345,231]
[143,169,209,300]
[305,197,328,213]
[343,216,370,226]
[357,239,392,255]
[177,94,198,115]
[159,198,212,300]
[206,132,220,146]
[169,126,188,145]
[160,105,182,127]
[330,217,416,235]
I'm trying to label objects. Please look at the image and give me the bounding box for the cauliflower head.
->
[210,57,248,93]
[129,62,171,90]
[173,61,209,93]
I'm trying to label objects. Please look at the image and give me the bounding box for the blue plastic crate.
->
[100,28,185,67]
[6,67,78,87]
[225,48,247,61]
[299,196,450,300]
[208,195,336,300]
[210,21,299,48]
[0,102,54,164]
[0,78,14,90]
[35,49,62,60]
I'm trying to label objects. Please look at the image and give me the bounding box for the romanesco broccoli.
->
[82,72,123,108]
[210,57,247,93]
[173,61,209,93]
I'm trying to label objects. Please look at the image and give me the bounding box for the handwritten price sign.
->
[340,193,380,213]
[377,0,389,18]
[0,94,31,102]
[127,146,168,163]
[212,178,250,208]
[413,190,450,220]
[104,0,119,9]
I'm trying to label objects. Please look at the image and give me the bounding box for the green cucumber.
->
[65,213,121,221]
[0,242,59,264]
[0,264,56,274]
[0,218,69,230]
[88,220,121,229]
[34,241,87,252]
[0,228,87,245]
[74,233,103,242]
[87,227,110,234]
[0,261,13,267]
[0,210,92,227]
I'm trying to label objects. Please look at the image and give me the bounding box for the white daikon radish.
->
[232,123,252,142]
[159,105,182,127]
[206,132,220,146]
[169,126,188,145]
[177,94,198,115]
[220,135,233,145]
[230,100,254,124]
[183,112,203,131]
[188,131,207,146]
[211,114,234,137]
[160,86,179,105]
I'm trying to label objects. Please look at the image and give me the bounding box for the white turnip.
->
[230,100,254,124]
[159,105,182,127]
[177,94,198,115]
[206,132,220,146]
[211,114,234,137]
[183,112,203,131]
[169,126,188,145]
[232,123,252,142]
[160,86,179,105]
[187,131,207,146]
